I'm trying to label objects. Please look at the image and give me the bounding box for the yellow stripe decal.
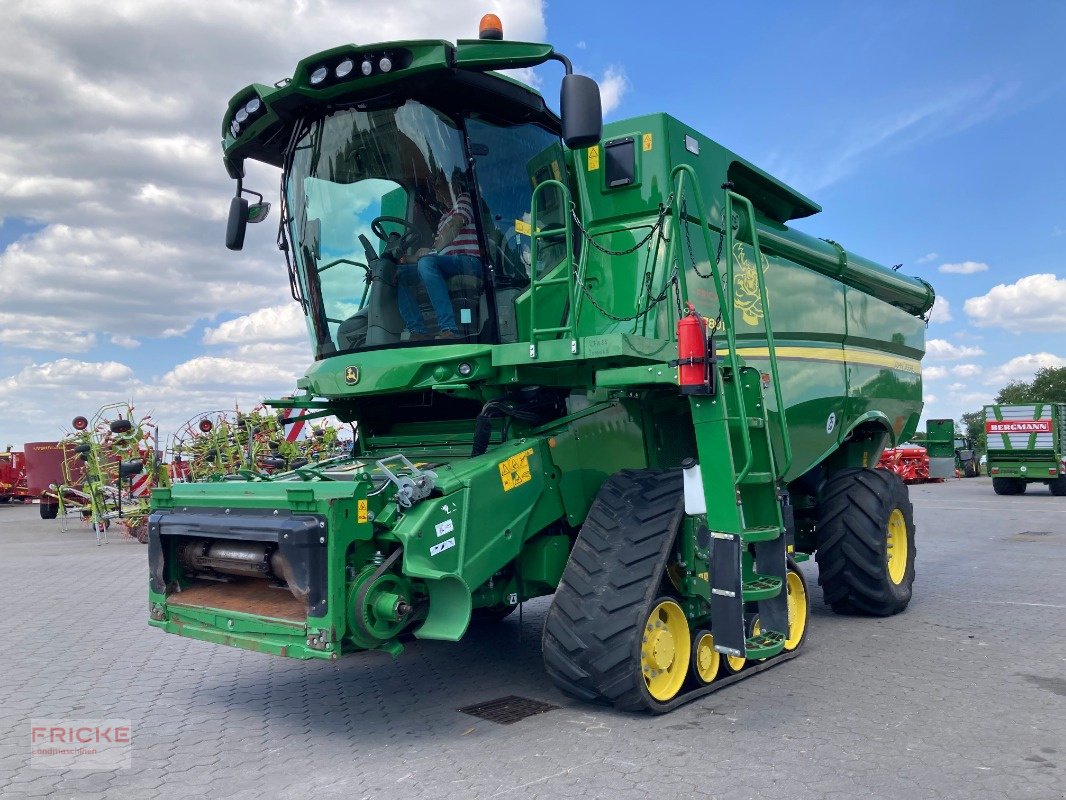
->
[716,346,921,375]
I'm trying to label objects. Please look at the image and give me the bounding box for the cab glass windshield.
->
[285,101,488,353]
[283,98,569,356]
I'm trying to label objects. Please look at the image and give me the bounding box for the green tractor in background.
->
[925,418,979,478]
[147,16,933,711]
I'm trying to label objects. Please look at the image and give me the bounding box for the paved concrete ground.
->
[1,477,1064,799]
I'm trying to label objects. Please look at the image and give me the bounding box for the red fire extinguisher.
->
[675,303,715,395]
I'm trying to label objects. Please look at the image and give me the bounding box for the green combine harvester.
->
[148,16,934,711]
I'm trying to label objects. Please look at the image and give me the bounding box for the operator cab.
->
[283,87,570,357]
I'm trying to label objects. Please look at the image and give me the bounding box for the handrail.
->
[527,179,576,358]
[669,164,793,479]
[668,165,754,481]
[724,191,792,475]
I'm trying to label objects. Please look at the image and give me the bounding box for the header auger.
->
[148,15,933,711]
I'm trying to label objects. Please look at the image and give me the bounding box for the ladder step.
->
[742,574,783,601]
[745,630,786,659]
[739,471,774,485]
[740,525,782,543]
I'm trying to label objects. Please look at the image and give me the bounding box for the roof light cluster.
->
[307,50,406,88]
[229,95,264,139]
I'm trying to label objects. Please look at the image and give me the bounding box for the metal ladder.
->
[668,165,793,661]
[526,179,578,359]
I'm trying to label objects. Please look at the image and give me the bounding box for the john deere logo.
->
[344,366,360,385]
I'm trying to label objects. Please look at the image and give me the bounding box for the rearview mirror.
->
[226,196,248,251]
[560,73,602,149]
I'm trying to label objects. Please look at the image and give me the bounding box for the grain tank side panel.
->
[842,287,926,448]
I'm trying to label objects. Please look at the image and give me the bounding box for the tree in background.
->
[995,366,1066,405]
[962,366,1066,453]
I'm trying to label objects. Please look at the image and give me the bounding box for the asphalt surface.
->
[1,477,1064,799]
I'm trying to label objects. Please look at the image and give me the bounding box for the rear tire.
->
[39,502,58,519]
[815,467,915,616]
[0,497,11,504]
[993,477,1025,495]
[1049,476,1066,497]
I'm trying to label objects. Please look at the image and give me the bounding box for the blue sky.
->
[0,0,1063,447]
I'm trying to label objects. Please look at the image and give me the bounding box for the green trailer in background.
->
[925,418,978,478]
[146,15,934,711]
[985,404,1066,495]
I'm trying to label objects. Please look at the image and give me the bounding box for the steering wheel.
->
[371,215,418,243]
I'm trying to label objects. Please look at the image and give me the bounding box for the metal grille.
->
[458,695,559,725]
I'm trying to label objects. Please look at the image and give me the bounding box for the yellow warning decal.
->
[499,447,535,491]
[551,160,562,180]
[642,133,653,151]
[514,218,532,236]
[587,146,600,171]
[357,498,368,524]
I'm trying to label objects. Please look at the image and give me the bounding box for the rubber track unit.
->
[542,469,799,713]
[815,467,915,616]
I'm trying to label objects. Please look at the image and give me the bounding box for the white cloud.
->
[0,321,96,352]
[110,335,140,349]
[986,352,1066,385]
[929,294,952,323]
[0,1,547,360]
[924,366,948,380]
[925,338,984,361]
[952,363,981,377]
[203,304,307,345]
[161,356,299,388]
[939,260,989,274]
[964,273,1066,333]
[599,66,629,116]
[916,252,938,264]
[924,393,938,404]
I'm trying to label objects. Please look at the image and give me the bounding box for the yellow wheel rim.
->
[725,619,758,672]
[783,571,807,651]
[641,599,690,701]
[886,508,908,585]
[693,631,720,685]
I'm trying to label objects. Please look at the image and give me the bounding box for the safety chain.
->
[680,196,726,279]
[678,194,727,334]
[569,194,673,256]
[574,263,680,323]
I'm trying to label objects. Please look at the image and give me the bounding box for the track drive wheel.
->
[783,561,810,652]
[542,469,689,712]
[641,599,691,702]
[815,467,915,616]
[691,630,720,686]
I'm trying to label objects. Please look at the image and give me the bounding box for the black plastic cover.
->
[148,508,329,617]
[560,73,602,149]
